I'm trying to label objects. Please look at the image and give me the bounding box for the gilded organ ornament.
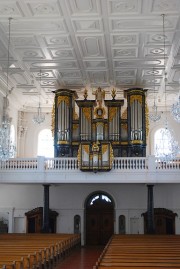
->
[82,107,91,121]
[57,96,70,107]
[130,95,142,105]
[109,107,117,121]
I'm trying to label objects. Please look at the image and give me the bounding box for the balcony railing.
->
[0,156,180,184]
[0,156,180,172]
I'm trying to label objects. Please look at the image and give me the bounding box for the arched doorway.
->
[85,192,114,245]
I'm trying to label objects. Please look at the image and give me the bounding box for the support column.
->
[42,184,50,233]
[147,184,155,234]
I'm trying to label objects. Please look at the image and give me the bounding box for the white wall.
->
[0,183,180,244]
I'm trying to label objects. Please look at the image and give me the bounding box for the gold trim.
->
[109,143,114,169]
[80,167,112,170]
[73,123,79,130]
[94,106,105,119]
[77,145,81,167]
[121,141,128,145]
[92,142,100,152]
[112,141,128,145]
[82,145,90,154]
[102,144,108,154]
[57,141,69,145]
[96,122,104,127]
[130,140,143,144]
[82,107,91,121]
[57,96,70,107]
[111,88,116,99]
[72,142,79,145]
[112,142,121,145]
[145,102,149,139]
[130,95,142,105]
[109,107,117,121]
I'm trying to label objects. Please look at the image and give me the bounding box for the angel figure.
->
[93,87,105,106]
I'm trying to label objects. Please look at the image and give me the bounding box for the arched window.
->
[37,129,54,157]
[87,193,112,206]
[154,128,172,157]
[10,124,15,143]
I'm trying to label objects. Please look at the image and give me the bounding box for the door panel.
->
[86,210,114,245]
[86,213,99,245]
[101,213,114,245]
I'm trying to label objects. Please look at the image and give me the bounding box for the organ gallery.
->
[52,87,148,171]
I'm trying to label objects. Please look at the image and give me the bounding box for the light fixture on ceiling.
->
[0,17,16,160]
[155,14,179,161]
[32,70,45,125]
[171,90,180,123]
[149,68,161,122]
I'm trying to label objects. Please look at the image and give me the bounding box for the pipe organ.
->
[52,88,148,171]
[52,89,78,157]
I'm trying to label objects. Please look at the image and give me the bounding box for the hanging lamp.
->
[32,69,45,125]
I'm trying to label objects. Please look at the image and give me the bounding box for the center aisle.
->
[55,246,103,269]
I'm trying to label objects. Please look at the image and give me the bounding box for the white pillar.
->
[37,156,45,172]
[148,155,156,172]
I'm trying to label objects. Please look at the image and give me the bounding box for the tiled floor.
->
[55,246,103,269]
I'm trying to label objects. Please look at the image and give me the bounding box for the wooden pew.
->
[0,233,80,269]
[0,261,16,269]
[94,235,180,269]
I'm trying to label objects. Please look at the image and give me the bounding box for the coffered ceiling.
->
[0,0,180,112]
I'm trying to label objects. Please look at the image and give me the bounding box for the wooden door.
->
[86,193,114,245]
[100,211,114,245]
[86,212,99,245]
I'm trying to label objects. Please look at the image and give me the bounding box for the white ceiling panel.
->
[76,35,106,58]
[0,0,179,111]
[108,0,142,15]
[25,0,62,17]
[66,0,100,16]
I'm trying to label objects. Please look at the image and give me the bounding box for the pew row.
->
[0,233,80,269]
[94,235,180,269]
